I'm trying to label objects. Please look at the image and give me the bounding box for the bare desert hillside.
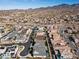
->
[0,4,79,59]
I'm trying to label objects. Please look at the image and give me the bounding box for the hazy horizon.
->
[0,0,79,10]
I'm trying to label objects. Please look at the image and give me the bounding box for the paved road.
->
[20,28,33,56]
[0,30,14,40]
[20,39,31,56]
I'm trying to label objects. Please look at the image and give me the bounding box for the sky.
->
[0,0,79,10]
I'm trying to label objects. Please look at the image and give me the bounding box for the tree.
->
[29,47,34,57]
[56,50,61,59]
